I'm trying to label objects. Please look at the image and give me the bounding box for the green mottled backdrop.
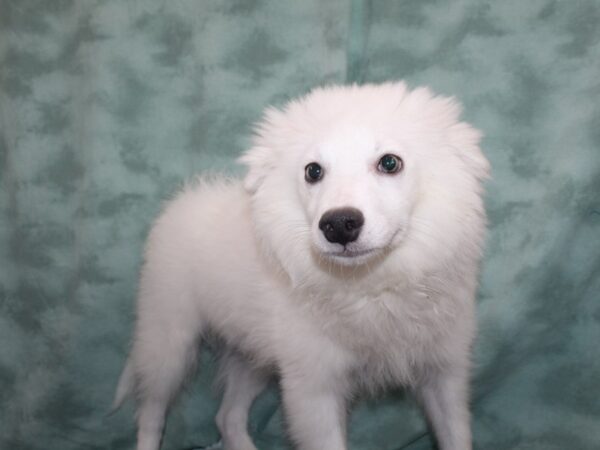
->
[1,1,599,449]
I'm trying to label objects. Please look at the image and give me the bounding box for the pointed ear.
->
[450,123,491,181]
[460,145,491,181]
[237,146,275,193]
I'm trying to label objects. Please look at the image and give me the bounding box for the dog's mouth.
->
[328,248,377,258]
[313,225,404,267]
[322,246,382,266]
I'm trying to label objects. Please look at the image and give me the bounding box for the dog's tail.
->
[111,356,135,413]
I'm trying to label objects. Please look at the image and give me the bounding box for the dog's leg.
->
[215,353,268,450]
[281,376,348,450]
[415,365,471,450]
[133,316,201,450]
[280,362,349,450]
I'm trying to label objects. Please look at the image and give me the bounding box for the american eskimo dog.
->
[114,82,489,450]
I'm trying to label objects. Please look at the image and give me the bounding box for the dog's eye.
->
[377,154,403,174]
[305,162,324,183]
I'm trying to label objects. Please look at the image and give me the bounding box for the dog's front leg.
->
[280,368,348,450]
[415,364,472,450]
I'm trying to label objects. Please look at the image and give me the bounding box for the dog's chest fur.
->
[297,280,465,387]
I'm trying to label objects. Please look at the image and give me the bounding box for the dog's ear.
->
[238,146,275,193]
[239,106,286,193]
[460,144,490,182]
[451,124,491,182]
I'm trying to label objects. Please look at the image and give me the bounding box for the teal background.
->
[1,0,599,449]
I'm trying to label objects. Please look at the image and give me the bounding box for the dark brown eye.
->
[305,162,324,183]
[377,154,403,174]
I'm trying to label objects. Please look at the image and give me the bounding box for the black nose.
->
[319,207,364,246]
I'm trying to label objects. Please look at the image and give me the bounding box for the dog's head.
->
[240,82,489,283]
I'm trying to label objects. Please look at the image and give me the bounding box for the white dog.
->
[113,82,489,450]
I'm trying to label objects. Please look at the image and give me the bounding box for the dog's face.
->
[296,125,418,266]
[241,83,489,279]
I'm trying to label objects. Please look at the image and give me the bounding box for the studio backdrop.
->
[1,1,599,449]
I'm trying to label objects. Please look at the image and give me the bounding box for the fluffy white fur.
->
[114,82,490,450]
